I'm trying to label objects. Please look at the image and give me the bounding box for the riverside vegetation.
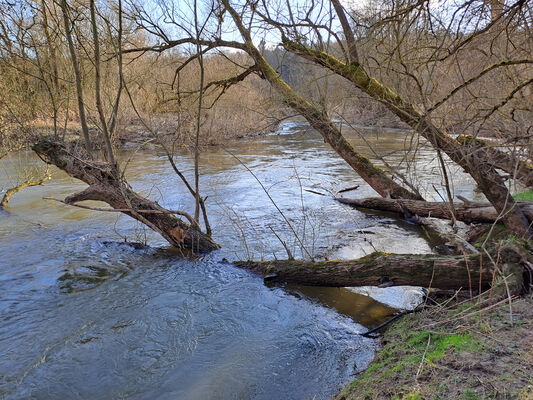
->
[1,0,532,398]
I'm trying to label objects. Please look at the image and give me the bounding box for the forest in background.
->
[1,0,531,153]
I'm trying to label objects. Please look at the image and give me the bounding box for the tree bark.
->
[456,135,533,188]
[336,196,533,224]
[235,252,498,290]
[33,140,219,253]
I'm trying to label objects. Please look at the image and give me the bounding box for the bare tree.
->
[59,0,92,154]
[125,0,532,238]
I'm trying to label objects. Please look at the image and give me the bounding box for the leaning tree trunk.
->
[33,140,219,254]
[281,38,533,238]
[235,250,523,291]
[221,0,422,201]
[337,196,533,225]
[455,135,533,188]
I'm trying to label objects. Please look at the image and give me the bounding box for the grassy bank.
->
[336,295,533,399]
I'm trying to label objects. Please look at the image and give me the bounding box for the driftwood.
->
[235,246,527,291]
[33,140,219,254]
[421,218,478,255]
[336,197,533,225]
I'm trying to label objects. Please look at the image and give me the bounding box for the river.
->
[0,122,480,399]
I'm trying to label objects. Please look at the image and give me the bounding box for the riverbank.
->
[3,110,285,148]
[4,115,508,157]
[336,295,533,399]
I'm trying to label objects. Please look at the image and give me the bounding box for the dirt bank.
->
[336,295,532,399]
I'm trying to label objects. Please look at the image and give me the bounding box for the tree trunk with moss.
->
[281,39,533,239]
[33,140,219,254]
[221,0,421,201]
[235,252,503,290]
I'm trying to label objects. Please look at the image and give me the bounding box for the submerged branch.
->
[1,168,51,208]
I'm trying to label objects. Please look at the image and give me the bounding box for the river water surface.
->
[0,122,479,399]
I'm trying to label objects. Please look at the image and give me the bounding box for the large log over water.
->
[33,140,220,254]
[235,252,497,290]
[336,197,533,225]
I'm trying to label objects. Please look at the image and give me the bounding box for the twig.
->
[415,334,431,381]
[421,296,518,329]
[226,150,314,260]
[338,185,360,193]
[361,309,417,337]
[304,188,328,196]
[268,225,294,260]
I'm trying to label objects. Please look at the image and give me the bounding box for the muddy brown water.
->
[0,122,481,399]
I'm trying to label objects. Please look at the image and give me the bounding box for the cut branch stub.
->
[33,140,220,254]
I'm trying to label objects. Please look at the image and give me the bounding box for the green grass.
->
[425,333,482,363]
[405,331,482,364]
[338,297,532,400]
[342,320,483,398]
[513,189,533,202]
[463,389,483,400]
[392,394,421,400]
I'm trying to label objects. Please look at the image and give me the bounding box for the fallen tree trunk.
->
[235,252,496,290]
[33,140,219,254]
[336,197,533,225]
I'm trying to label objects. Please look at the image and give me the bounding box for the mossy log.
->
[337,197,533,224]
[33,140,219,254]
[235,252,495,290]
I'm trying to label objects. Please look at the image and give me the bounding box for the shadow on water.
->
[281,284,397,328]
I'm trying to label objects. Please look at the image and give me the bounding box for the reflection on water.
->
[283,285,397,328]
[0,121,479,399]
